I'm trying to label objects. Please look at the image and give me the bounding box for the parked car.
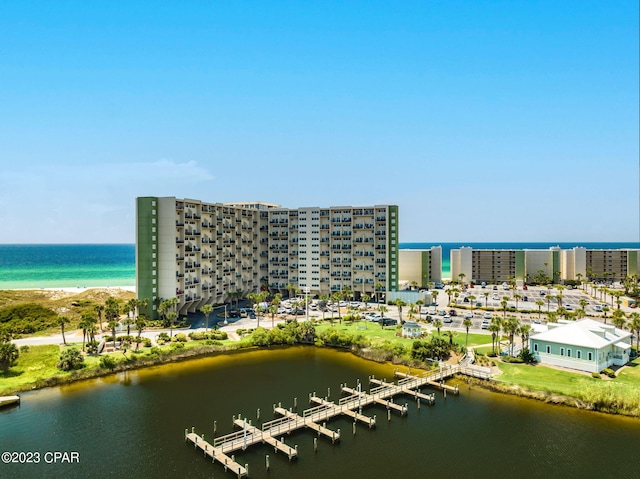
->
[381,318,397,326]
[492,285,498,290]
[565,304,573,310]
[593,304,603,312]
[523,296,528,302]
[464,312,473,319]
[522,285,528,290]
[443,315,452,323]
[248,311,256,319]
[481,319,490,329]
[540,290,546,296]
[438,309,446,316]
[484,312,492,319]
[448,309,457,316]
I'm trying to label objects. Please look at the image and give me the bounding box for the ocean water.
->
[400,242,640,279]
[0,244,135,290]
[0,242,637,290]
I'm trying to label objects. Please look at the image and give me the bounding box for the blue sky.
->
[1,1,638,243]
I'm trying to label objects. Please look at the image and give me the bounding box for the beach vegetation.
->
[57,348,85,371]
[0,303,59,335]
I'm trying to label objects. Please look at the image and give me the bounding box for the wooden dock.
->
[186,364,491,477]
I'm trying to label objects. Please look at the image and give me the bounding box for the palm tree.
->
[374,282,383,304]
[431,290,439,306]
[488,321,500,355]
[415,299,424,320]
[393,298,407,324]
[105,296,121,349]
[378,305,388,328]
[331,291,343,323]
[536,300,544,320]
[483,292,489,307]
[270,293,282,328]
[468,295,476,311]
[135,315,147,350]
[285,282,295,300]
[79,314,95,351]
[519,324,531,350]
[458,273,466,287]
[94,304,105,332]
[513,293,521,311]
[462,318,473,348]
[500,299,508,319]
[575,273,583,290]
[318,293,329,322]
[361,293,371,308]
[628,312,640,352]
[503,316,520,356]
[602,305,610,324]
[487,316,502,352]
[611,310,626,331]
[433,318,443,337]
[201,304,213,332]
[166,311,178,339]
[579,298,588,312]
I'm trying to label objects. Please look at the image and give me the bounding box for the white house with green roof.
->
[529,318,632,373]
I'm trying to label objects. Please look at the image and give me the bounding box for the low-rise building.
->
[529,318,632,373]
[401,321,422,338]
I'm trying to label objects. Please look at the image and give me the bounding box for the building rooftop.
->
[531,318,631,349]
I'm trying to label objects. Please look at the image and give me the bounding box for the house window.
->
[546,345,550,354]
[560,348,565,356]
[567,349,571,358]
[577,350,581,359]
[533,343,538,352]
[588,352,593,361]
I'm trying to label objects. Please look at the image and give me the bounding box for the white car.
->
[481,319,490,329]
[464,312,473,319]
[593,304,603,312]
[484,312,492,319]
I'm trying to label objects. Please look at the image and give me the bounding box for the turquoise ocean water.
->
[0,242,638,290]
[0,244,135,290]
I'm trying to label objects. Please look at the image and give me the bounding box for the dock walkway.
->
[186,364,492,477]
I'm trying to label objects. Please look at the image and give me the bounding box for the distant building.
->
[136,197,398,319]
[398,247,442,287]
[450,246,639,284]
[401,321,422,338]
[529,319,632,373]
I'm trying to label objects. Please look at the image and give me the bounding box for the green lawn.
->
[1,344,64,394]
[495,358,640,413]
[314,320,493,349]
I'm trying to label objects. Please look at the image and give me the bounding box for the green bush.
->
[57,349,85,371]
[99,355,117,370]
[149,346,162,356]
[157,332,170,342]
[19,345,30,353]
[601,368,616,378]
[174,333,188,342]
[0,303,58,334]
[170,342,185,350]
[591,372,601,379]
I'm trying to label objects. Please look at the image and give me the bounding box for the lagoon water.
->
[1,347,639,479]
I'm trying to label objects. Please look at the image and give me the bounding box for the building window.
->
[152,227,156,233]
[588,352,593,361]
[152,236,156,241]
[577,350,581,359]
[152,270,156,275]
[152,253,156,259]
[546,345,550,354]
[152,288,156,293]
[152,218,156,224]
[560,347,564,356]
[152,262,156,267]
[152,279,156,284]
[152,244,156,250]
[533,343,538,352]
[567,349,571,358]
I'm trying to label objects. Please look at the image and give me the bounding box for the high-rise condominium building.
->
[136,197,399,318]
[450,246,639,284]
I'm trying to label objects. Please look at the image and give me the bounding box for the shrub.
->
[211,330,227,340]
[99,355,117,370]
[141,337,152,347]
[0,303,58,334]
[19,345,30,353]
[591,372,601,379]
[149,347,162,357]
[170,342,185,350]
[174,333,188,342]
[157,332,170,342]
[57,349,85,371]
[86,340,99,354]
[602,368,616,378]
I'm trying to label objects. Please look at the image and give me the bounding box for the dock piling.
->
[314,438,318,452]
[266,454,270,470]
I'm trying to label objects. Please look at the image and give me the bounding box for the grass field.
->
[495,358,640,414]
[314,319,493,349]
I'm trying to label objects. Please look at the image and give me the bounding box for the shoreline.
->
[4,339,639,419]
[4,285,136,293]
